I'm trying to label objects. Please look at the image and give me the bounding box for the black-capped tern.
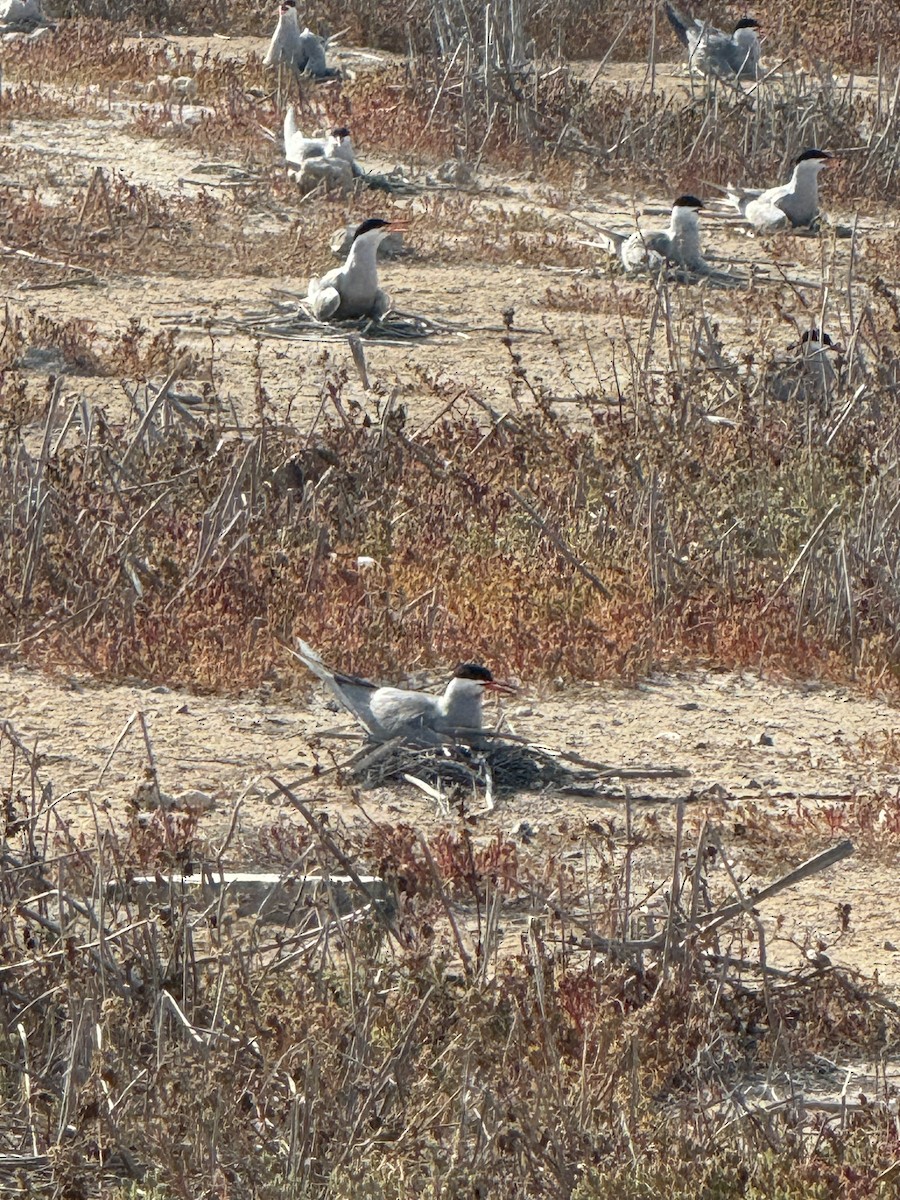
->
[599,195,708,274]
[307,217,404,321]
[296,641,516,743]
[725,149,832,231]
[283,106,363,176]
[264,0,340,79]
[765,330,841,407]
[665,4,760,79]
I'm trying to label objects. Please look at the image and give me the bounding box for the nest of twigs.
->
[334,732,690,811]
[210,297,460,344]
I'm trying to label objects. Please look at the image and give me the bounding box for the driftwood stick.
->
[0,242,96,278]
[97,711,139,785]
[692,839,854,940]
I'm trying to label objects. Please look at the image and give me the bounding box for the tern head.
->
[670,195,704,230]
[733,17,759,30]
[351,217,407,245]
[801,329,834,347]
[452,662,517,695]
[795,148,832,170]
[331,126,352,141]
[278,0,298,14]
[672,194,704,211]
[795,329,839,354]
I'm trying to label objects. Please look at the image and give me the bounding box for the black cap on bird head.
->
[672,194,704,209]
[795,148,832,164]
[453,663,494,683]
[352,217,392,241]
[733,17,759,30]
[800,329,835,347]
[331,126,351,139]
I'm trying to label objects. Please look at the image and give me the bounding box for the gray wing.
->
[713,36,756,76]
[294,640,381,732]
[315,265,344,292]
[593,226,627,257]
[299,140,327,161]
[620,232,658,271]
[297,30,339,78]
[369,688,438,730]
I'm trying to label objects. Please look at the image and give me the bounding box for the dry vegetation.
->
[46,0,900,69]
[2,2,900,1197]
[1,727,899,1200]
[3,292,900,692]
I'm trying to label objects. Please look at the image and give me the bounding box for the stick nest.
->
[212,296,460,344]
[340,733,689,809]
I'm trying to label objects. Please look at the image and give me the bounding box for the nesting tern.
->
[306,217,404,321]
[665,4,760,79]
[599,195,708,274]
[283,106,363,175]
[724,149,832,231]
[765,330,841,407]
[295,640,516,743]
[263,0,339,79]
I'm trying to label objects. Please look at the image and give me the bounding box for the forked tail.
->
[664,2,691,48]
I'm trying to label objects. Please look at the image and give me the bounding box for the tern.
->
[665,4,760,79]
[765,330,840,407]
[307,217,403,321]
[599,195,708,274]
[295,640,515,743]
[0,0,42,25]
[724,149,832,231]
[263,0,340,79]
[283,106,362,176]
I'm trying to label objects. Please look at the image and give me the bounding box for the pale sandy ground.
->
[2,660,899,990]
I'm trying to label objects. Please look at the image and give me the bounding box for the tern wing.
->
[592,226,628,258]
[740,181,792,229]
[716,36,757,77]
[368,688,439,731]
[307,266,345,319]
[743,197,789,230]
[297,29,340,78]
[621,230,671,272]
[771,185,797,214]
[294,640,381,732]
[724,184,765,216]
[284,107,323,161]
